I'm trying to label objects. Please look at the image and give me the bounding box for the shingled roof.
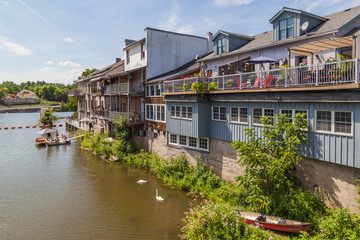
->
[201,6,360,62]
[79,59,124,82]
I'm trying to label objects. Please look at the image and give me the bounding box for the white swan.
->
[137,180,147,184]
[156,189,164,201]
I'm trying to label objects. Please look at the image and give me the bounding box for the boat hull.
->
[46,140,71,146]
[237,211,310,233]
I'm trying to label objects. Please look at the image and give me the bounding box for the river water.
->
[0,112,190,239]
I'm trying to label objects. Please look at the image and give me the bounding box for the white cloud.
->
[213,0,253,6]
[58,60,81,67]
[0,67,82,84]
[43,60,54,65]
[305,0,346,11]
[158,2,194,34]
[64,37,74,43]
[0,37,32,56]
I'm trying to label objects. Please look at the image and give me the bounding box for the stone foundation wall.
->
[296,158,360,212]
[133,132,360,212]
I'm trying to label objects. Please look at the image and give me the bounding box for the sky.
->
[0,0,359,85]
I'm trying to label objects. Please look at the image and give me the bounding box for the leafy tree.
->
[77,68,98,80]
[66,97,78,111]
[231,113,308,212]
[0,87,8,99]
[0,81,20,94]
[40,107,58,125]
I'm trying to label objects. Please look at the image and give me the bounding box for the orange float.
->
[52,124,56,127]
[11,127,15,129]
[59,124,63,127]
[18,126,22,129]
[4,127,8,130]
[26,126,30,128]
[32,126,36,128]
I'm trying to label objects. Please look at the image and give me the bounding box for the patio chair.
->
[253,78,262,88]
[263,74,274,88]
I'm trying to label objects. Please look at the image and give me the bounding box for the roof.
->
[79,59,124,82]
[269,7,327,23]
[146,52,212,84]
[211,30,255,41]
[123,38,146,50]
[201,6,360,62]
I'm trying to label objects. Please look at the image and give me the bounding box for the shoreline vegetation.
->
[76,116,360,239]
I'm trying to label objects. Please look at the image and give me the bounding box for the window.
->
[141,43,145,59]
[280,109,308,124]
[253,108,274,125]
[170,105,192,119]
[316,110,352,134]
[279,17,294,40]
[126,50,130,64]
[217,38,226,55]
[146,84,161,97]
[179,135,187,145]
[168,133,209,151]
[212,106,226,121]
[145,104,165,122]
[230,107,248,123]
[170,134,178,144]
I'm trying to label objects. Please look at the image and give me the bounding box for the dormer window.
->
[279,17,294,40]
[217,38,226,54]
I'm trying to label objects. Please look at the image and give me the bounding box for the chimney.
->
[116,58,121,62]
[207,32,213,41]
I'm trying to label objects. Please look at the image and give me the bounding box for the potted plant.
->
[208,82,218,91]
[183,84,188,91]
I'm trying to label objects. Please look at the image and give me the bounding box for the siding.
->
[206,101,358,168]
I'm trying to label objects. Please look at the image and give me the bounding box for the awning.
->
[289,36,354,56]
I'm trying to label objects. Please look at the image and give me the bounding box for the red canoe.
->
[236,211,310,233]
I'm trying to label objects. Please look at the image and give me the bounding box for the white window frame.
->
[168,133,209,151]
[315,110,353,135]
[230,107,248,124]
[170,105,192,120]
[280,109,308,122]
[145,104,166,123]
[212,106,227,121]
[146,84,162,97]
[252,108,274,125]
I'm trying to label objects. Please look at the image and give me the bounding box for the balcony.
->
[104,83,129,95]
[163,59,360,94]
[68,89,86,97]
[93,110,144,124]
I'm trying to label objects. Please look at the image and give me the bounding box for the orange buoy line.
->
[0,124,63,130]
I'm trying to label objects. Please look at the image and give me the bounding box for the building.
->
[160,6,360,211]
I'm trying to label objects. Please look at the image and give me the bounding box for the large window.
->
[145,104,165,122]
[217,38,226,55]
[316,110,352,134]
[280,109,308,122]
[212,106,227,121]
[170,105,192,119]
[279,17,294,40]
[230,107,248,123]
[146,84,162,97]
[253,108,274,124]
[168,133,209,151]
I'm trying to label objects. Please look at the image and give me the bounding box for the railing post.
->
[222,76,225,90]
[285,68,288,87]
[260,71,263,88]
[355,58,359,83]
[172,81,175,92]
[315,64,319,86]
[239,73,242,89]
[196,77,198,84]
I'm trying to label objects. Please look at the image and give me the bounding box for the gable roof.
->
[269,7,327,23]
[201,6,360,62]
[79,60,124,82]
[211,30,254,41]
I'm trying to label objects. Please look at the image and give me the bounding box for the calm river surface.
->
[0,112,190,240]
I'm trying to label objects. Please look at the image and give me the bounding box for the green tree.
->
[0,87,8,99]
[77,68,98,80]
[231,113,308,212]
[66,97,78,111]
[0,81,20,94]
[40,107,58,125]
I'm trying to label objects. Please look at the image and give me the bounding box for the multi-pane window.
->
[168,133,209,151]
[212,106,227,121]
[253,108,274,124]
[170,105,192,119]
[316,110,352,134]
[280,109,308,122]
[146,84,162,97]
[230,107,248,123]
[217,38,226,55]
[145,104,165,122]
[179,135,187,145]
[126,50,130,64]
[279,17,294,40]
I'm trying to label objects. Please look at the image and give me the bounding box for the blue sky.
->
[0,0,359,85]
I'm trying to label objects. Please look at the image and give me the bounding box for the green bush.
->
[208,81,218,91]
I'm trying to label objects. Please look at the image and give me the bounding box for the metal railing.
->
[163,58,359,93]
[104,83,129,94]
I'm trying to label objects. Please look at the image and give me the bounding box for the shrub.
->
[208,81,218,91]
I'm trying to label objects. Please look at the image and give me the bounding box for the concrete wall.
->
[146,28,210,79]
[124,42,146,71]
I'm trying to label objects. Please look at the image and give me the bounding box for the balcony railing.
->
[93,110,144,122]
[163,59,359,93]
[104,83,129,94]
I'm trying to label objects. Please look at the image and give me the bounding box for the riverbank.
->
[0,104,61,113]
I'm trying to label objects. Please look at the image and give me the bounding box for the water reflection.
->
[0,112,190,239]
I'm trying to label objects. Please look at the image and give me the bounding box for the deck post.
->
[172,81,175,92]
[285,68,288,87]
[315,64,319,86]
[355,58,359,83]
[239,73,242,89]
[222,76,225,90]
